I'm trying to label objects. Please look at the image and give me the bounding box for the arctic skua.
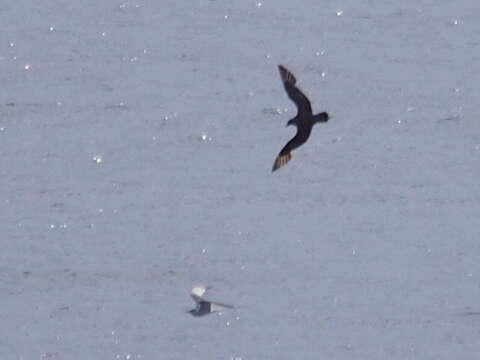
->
[272,65,330,172]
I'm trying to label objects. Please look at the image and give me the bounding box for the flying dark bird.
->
[188,285,234,317]
[272,65,330,172]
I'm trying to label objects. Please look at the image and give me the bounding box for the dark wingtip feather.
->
[278,65,297,85]
[272,153,292,172]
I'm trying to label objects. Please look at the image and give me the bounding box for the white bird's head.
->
[191,285,211,299]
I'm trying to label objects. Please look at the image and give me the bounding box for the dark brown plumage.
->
[272,65,329,172]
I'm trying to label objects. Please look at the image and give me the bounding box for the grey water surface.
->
[1,1,480,359]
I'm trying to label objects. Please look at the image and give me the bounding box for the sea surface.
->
[1,1,480,359]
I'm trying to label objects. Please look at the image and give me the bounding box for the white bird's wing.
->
[210,301,235,311]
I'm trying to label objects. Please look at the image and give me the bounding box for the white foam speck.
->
[24,64,31,70]
[200,133,212,141]
[336,10,343,16]
[256,2,262,8]
[93,155,103,164]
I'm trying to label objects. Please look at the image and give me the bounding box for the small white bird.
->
[188,285,234,317]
